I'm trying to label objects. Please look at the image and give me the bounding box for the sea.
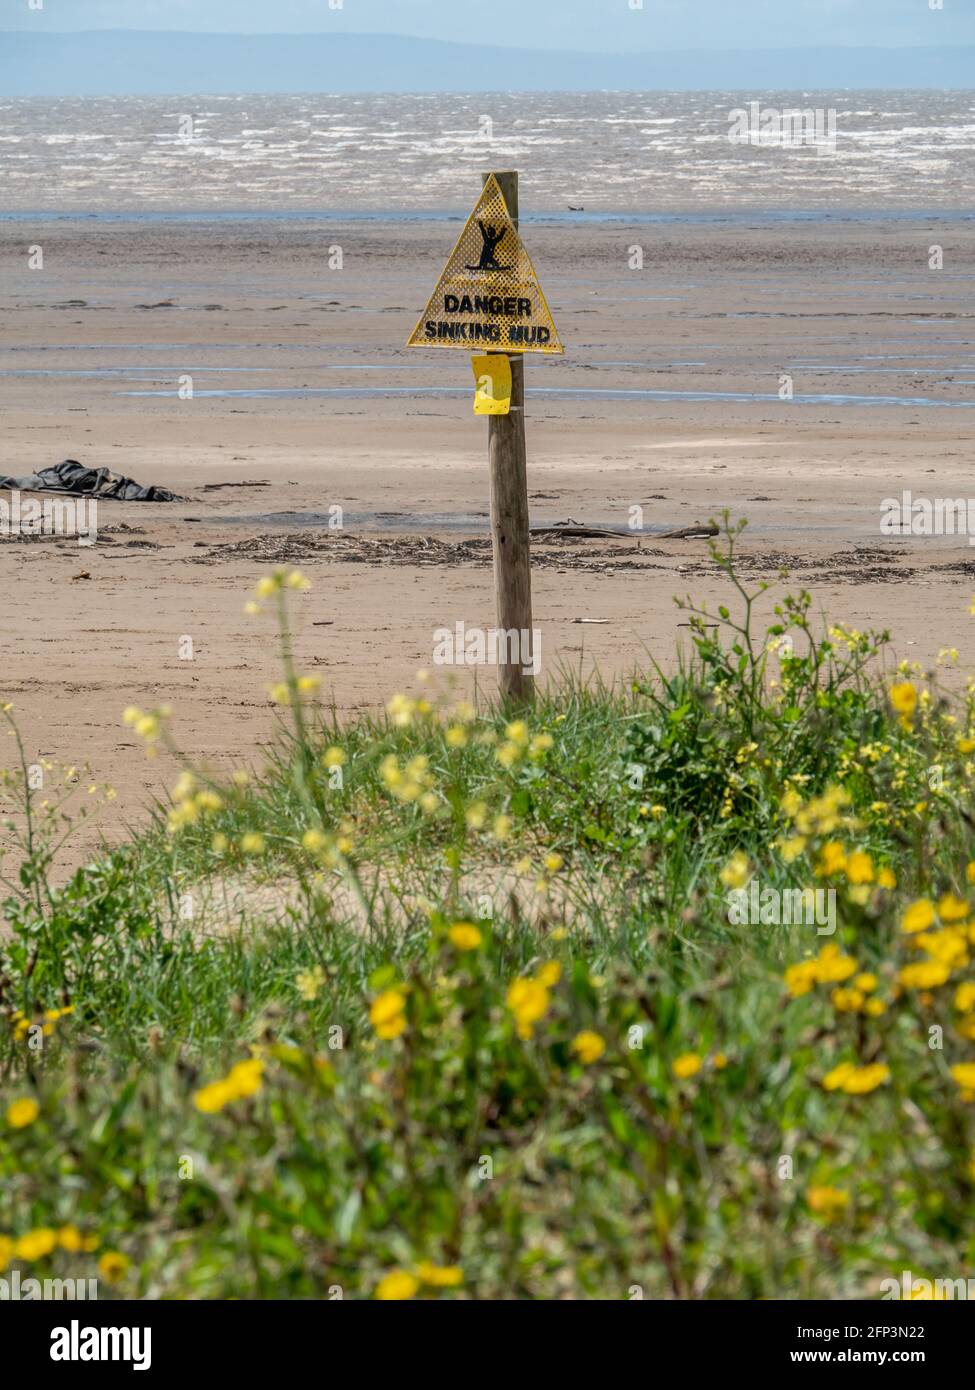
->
[0,90,973,215]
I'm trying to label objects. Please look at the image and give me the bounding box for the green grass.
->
[2,516,975,1299]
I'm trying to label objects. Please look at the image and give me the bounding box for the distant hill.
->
[0,31,973,95]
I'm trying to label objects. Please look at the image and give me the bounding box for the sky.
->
[3,0,972,51]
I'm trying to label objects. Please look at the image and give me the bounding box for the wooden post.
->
[484,169,534,705]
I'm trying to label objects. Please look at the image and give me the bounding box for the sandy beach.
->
[2,212,975,853]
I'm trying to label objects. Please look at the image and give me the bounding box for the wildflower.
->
[823,1062,890,1095]
[97,1251,130,1283]
[529,732,554,759]
[255,575,281,598]
[211,833,229,854]
[284,570,310,590]
[938,892,969,922]
[375,1270,419,1301]
[445,725,468,749]
[416,1262,463,1288]
[536,961,561,988]
[854,973,878,994]
[505,720,530,748]
[387,694,416,728]
[784,960,819,998]
[269,682,292,706]
[465,802,488,830]
[949,1063,975,1092]
[902,899,936,935]
[496,741,520,769]
[807,1186,849,1221]
[955,982,975,1014]
[297,675,321,695]
[0,1235,13,1271]
[877,867,897,889]
[845,851,874,885]
[296,966,326,1002]
[814,943,857,985]
[57,1226,83,1252]
[719,852,750,890]
[570,1031,606,1065]
[816,842,847,877]
[890,681,917,719]
[712,1052,728,1070]
[506,977,551,1040]
[448,922,483,952]
[302,828,327,853]
[240,832,265,855]
[5,1097,39,1129]
[15,1228,57,1261]
[544,853,564,875]
[493,814,512,840]
[323,746,346,769]
[831,988,865,1013]
[673,1053,702,1080]
[779,835,807,864]
[898,961,951,990]
[370,989,407,1040]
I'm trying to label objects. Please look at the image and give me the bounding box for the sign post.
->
[484,171,532,703]
[406,169,563,705]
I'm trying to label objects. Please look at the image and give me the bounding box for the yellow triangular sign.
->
[406,174,564,355]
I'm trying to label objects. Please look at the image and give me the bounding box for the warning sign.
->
[406,174,564,355]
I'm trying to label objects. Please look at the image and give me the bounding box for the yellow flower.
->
[0,1235,13,1271]
[323,746,347,769]
[816,841,847,877]
[296,966,326,1001]
[536,962,561,988]
[505,720,530,747]
[954,982,975,1014]
[506,977,551,1040]
[493,814,512,840]
[845,851,874,885]
[823,1062,890,1095]
[898,961,951,990]
[877,867,897,889]
[416,1261,463,1287]
[807,1186,849,1220]
[967,861,975,886]
[370,989,407,1040]
[890,681,917,717]
[269,682,291,706]
[285,570,310,590]
[496,741,520,769]
[950,1063,975,1091]
[712,1052,728,1070]
[673,1053,702,1080]
[902,899,936,935]
[97,1251,130,1283]
[224,1058,264,1099]
[375,1270,419,1301]
[779,835,807,863]
[5,1097,39,1129]
[719,852,750,890]
[831,988,864,1013]
[302,829,327,853]
[240,832,265,855]
[57,1225,83,1252]
[814,943,857,985]
[255,575,281,598]
[938,892,969,922]
[445,725,468,750]
[448,922,483,952]
[15,1228,57,1261]
[194,1080,234,1114]
[297,675,321,695]
[784,960,819,998]
[570,1031,606,1065]
[544,853,564,874]
[465,802,488,830]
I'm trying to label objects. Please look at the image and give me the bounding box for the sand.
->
[2,214,974,860]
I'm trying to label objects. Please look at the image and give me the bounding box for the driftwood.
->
[529,518,719,541]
